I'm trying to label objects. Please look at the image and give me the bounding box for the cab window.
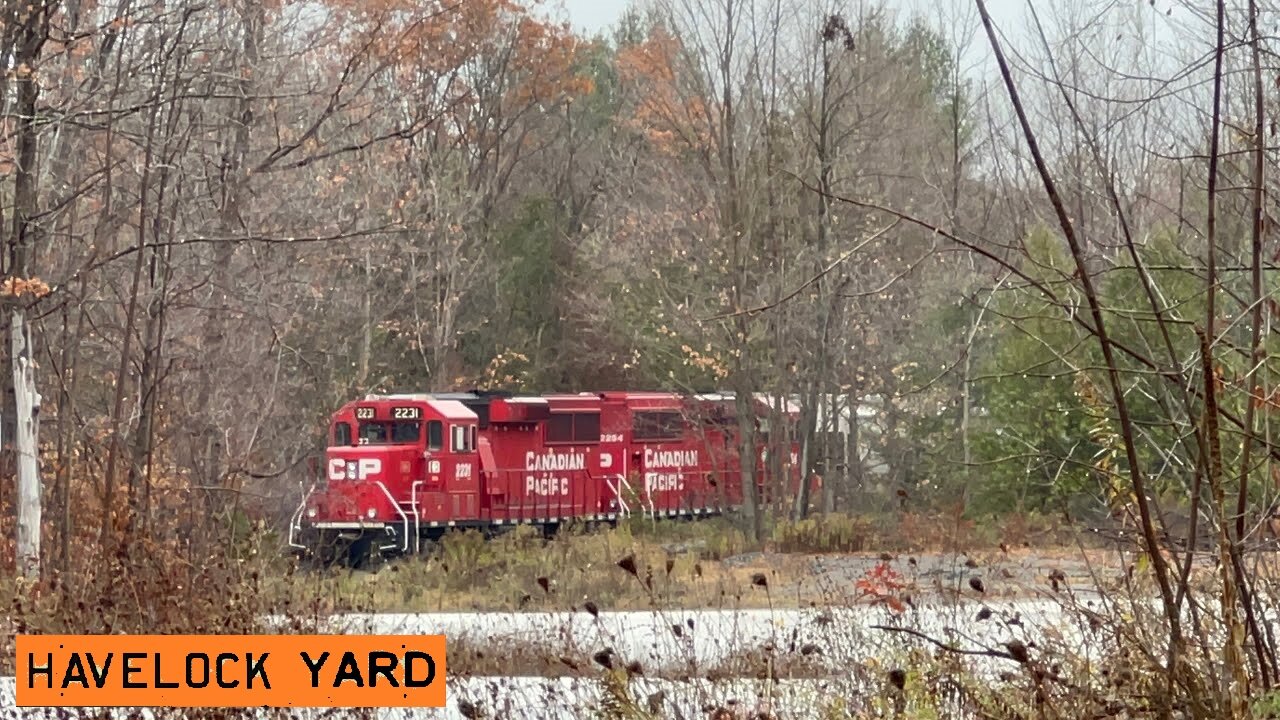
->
[427,420,444,451]
[358,421,421,445]
[392,421,421,443]
[359,422,387,445]
[333,422,352,446]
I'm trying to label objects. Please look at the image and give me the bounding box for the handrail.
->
[287,483,316,551]
[605,474,630,518]
[372,481,411,554]
[408,481,423,554]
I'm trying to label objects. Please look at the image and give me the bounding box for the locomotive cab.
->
[298,394,480,562]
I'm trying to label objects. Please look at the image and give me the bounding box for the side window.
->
[547,413,573,443]
[470,425,478,450]
[633,411,684,441]
[333,422,352,446]
[427,421,443,451]
[547,413,601,444]
[574,413,601,443]
[452,424,471,452]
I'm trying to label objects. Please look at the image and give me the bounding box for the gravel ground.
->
[716,544,1213,606]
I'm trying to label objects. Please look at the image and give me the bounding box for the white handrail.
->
[605,475,631,518]
[408,481,423,554]
[287,483,316,551]
[372,481,411,554]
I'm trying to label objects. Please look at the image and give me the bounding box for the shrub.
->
[772,513,873,553]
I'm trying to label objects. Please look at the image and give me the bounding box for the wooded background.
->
[0,0,1272,575]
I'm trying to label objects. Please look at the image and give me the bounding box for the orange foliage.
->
[616,27,714,155]
[1251,384,1280,414]
[322,0,591,111]
[505,15,596,106]
[0,276,51,298]
[854,561,908,613]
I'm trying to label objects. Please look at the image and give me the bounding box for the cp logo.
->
[328,458,382,481]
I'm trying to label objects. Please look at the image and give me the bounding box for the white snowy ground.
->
[1,598,1100,719]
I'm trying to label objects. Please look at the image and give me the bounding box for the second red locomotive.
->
[289,389,802,565]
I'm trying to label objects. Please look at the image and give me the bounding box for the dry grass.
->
[277,521,807,613]
[7,504,1257,720]
[440,633,840,681]
[272,511,1124,615]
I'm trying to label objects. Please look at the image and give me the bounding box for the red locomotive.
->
[289,390,802,566]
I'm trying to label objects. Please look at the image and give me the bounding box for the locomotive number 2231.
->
[392,406,421,420]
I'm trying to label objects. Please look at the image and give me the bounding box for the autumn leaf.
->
[0,276,51,299]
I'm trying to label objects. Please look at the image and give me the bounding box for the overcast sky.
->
[554,0,1035,39]
[550,0,1190,86]
[558,0,631,35]
[548,0,1068,77]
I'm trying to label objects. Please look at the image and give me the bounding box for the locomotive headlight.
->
[346,461,358,479]
[365,508,377,519]
[306,507,317,518]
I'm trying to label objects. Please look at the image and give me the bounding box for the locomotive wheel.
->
[295,530,342,571]
[318,537,344,568]
[345,535,374,570]
[413,536,440,558]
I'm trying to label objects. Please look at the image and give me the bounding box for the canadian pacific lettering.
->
[524,450,586,471]
[645,472,685,493]
[643,448,698,468]
[644,448,699,493]
[525,476,569,496]
[523,450,584,496]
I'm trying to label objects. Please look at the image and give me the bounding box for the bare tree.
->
[2,0,58,581]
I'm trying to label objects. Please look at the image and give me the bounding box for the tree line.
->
[0,0,1275,589]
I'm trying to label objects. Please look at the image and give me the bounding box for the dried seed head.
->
[617,554,638,576]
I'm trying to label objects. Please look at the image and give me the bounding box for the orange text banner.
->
[15,634,446,708]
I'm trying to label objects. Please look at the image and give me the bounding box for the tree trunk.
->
[195,0,261,515]
[358,247,372,391]
[793,381,818,521]
[768,395,785,514]
[7,1,50,580]
[821,389,836,513]
[845,387,861,501]
[58,280,87,571]
[734,388,761,543]
[12,308,40,579]
[127,285,164,531]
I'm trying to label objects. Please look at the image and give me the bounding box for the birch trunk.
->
[12,307,40,580]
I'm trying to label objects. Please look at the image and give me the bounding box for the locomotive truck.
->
[289,389,802,566]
